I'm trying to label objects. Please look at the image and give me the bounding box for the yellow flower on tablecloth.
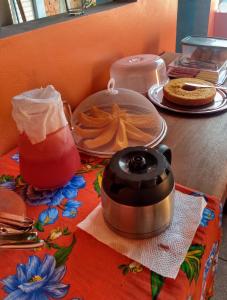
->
[49,228,63,241]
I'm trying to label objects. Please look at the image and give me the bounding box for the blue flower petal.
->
[26,197,53,206]
[200,220,208,227]
[0,181,15,190]
[4,289,29,300]
[203,208,215,220]
[27,175,86,207]
[2,255,70,300]
[43,283,69,298]
[70,176,86,189]
[51,191,64,206]
[48,209,59,219]
[38,210,48,224]
[66,183,79,194]
[38,208,59,225]
[62,187,77,199]
[30,292,48,300]
[65,200,81,209]
[16,264,27,284]
[19,278,47,293]
[200,208,215,227]
[49,266,66,284]
[11,153,20,163]
[3,286,15,294]
[62,200,81,218]
[1,275,19,293]
[26,256,41,280]
[39,255,56,280]
[62,208,78,218]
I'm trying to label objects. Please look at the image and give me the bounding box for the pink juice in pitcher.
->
[19,125,81,189]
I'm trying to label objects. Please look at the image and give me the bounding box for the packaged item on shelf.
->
[167,36,227,84]
[182,36,227,64]
[167,55,227,84]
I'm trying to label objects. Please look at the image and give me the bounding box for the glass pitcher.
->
[12,86,81,190]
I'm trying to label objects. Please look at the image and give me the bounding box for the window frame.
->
[0,0,136,39]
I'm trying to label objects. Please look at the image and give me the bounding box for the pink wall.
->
[213,12,227,37]
[208,0,227,37]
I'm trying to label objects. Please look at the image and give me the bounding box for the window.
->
[8,0,114,24]
[9,0,35,23]
[218,0,227,12]
[0,0,136,38]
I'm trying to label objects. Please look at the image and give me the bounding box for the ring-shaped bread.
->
[163,78,216,106]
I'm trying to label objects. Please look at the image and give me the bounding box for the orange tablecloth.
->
[0,149,222,300]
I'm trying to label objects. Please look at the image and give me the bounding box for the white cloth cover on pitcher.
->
[12,85,68,144]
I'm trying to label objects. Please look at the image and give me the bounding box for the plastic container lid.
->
[181,36,227,49]
[110,54,168,95]
[102,146,174,206]
[72,79,166,157]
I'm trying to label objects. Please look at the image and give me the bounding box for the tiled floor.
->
[213,215,227,299]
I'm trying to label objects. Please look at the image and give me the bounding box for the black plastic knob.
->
[129,155,147,173]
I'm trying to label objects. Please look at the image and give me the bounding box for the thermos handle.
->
[157,144,172,164]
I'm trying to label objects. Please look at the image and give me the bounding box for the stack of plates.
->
[148,85,227,115]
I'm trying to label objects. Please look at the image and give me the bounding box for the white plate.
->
[148,85,227,115]
[74,118,167,158]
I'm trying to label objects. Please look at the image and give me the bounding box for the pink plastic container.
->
[19,125,80,189]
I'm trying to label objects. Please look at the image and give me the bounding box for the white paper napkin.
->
[78,190,206,279]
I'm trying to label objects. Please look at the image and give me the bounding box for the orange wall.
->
[0,0,178,155]
[208,0,219,36]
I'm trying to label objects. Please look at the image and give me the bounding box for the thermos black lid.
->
[102,145,174,207]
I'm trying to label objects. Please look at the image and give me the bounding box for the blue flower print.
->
[1,255,69,300]
[70,176,86,189]
[0,175,15,190]
[54,175,85,204]
[26,175,86,207]
[0,181,15,190]
[62,200,82,218]
[39,208,59,225]
[200,208,215,227]
[11,153,20,163]
[50,176,85,206]
[29,175,85,226]
[202,242,218,298]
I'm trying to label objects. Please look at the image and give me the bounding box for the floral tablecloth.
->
[0,149,222,300]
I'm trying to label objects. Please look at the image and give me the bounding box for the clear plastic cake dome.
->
[72,79,167,157]
[110,54,169,95]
